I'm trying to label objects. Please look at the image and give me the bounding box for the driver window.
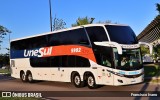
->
[102,55,111,67]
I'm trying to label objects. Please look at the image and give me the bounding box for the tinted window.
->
[61,56,68,67]
[105,25,138,44]
[11,35,48,50]
[11,39,32,50]
[49,28,89,46]
[49,33,61,46]
[30,57,50,67]
[50,56,61,67]
[76,56,90,67]
[94,47,114,68]
[30,55,90,67]
[86,26,108,45]
[31,35,48,48]
[61,56,90,67]
[68,56,76,67]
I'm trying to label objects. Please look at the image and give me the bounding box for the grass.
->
[0,69,11,74]
[143,64,160,77]
[0,97,41,100]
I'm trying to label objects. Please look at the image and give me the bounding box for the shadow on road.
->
[0,74,15,81]
[134,63,160,100]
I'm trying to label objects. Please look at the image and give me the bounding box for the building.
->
[137,15,160,46]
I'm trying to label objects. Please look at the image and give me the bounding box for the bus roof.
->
[11,23,128,42]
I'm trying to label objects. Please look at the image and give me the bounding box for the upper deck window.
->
[49,28,90,46]
[86,26,109,44]
[105,25,138,44]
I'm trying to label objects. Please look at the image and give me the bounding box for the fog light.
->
[118,79,123,83]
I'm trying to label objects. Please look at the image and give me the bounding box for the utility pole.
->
[49,0,53,31]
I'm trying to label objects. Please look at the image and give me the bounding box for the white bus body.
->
[10,24,148,88]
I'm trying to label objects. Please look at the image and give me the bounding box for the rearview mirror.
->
[94,41,122,54]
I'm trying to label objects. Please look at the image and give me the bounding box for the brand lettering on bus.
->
[71,48,81,53]
[24,47,52,57]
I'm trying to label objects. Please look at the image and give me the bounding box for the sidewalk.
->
[144,76,160,84]
[0,73,9,75]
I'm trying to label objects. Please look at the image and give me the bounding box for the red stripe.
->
[42,45,96,62]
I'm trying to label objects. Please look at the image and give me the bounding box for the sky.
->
[0,0,159,53]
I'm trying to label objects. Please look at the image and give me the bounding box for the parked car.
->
[1,66,7,69]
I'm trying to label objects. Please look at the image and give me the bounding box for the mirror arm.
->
[139,42,153,54]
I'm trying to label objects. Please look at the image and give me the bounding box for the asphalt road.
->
[0,74,159,100]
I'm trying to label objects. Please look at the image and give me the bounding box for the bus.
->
[10,24,152,89]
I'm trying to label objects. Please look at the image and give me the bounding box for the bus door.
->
[97,54,114,85]
[59,56,70,82]
[50,56,69,82]
[50,56,62,81]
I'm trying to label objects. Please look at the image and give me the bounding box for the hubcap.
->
[22,73,25,81]
[28,74,32,81]
[88,76,94,86]
[74,76,80,85]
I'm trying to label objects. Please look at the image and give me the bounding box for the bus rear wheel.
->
[87,74,97,89]
[73,74,84,88]
[26,72,33,83]
[20,72,27,82]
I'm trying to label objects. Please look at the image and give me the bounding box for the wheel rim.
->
[88,76,94,87]
[74,76,80,85]
[22,73,25,81]
[28,74,32,81]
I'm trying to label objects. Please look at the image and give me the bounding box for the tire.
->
[20,72,27,82]
[26,72,33,83]
[87,74,97,89]
[72,73,85,88]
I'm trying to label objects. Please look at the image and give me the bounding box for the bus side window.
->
[11,60,15,67]
[49,33,62,46]
[61,56,68,67]
[30,57,50,67]
[50,56,61,67]
[76,56,90,67]
[102,55,111,67]
[67,56,76,67]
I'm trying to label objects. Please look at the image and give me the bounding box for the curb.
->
[0,73,10,75]
[144,77,160,84]
[145,77,160,80]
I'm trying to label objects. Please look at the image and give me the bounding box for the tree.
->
[140,45,149,56]
[97,20,118,24]
[97,20,112,24]
[153,45,160,56]
[156,3,160,15]
[72,16,95,27]
[52,16,66,31]
[0,53,9,67]
[0,25,11,48]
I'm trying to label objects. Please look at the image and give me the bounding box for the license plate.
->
[131,80,136,83]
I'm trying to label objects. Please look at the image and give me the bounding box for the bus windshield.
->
[105,25,138,44]
[113,48,142,71]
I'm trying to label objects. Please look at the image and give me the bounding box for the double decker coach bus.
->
[10,24,152,89]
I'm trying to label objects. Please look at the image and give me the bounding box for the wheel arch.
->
[26,70,32,75]
[83,71,95,82]
[70,71,79,83]
[20,70,25,77]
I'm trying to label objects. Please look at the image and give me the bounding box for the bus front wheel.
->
[73,74,84,88]
[87,74,97,89]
